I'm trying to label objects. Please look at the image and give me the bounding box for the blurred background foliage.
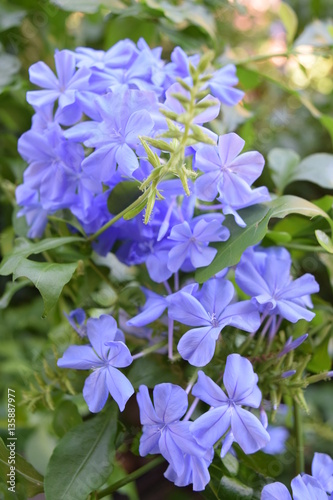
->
[0,0,332,498]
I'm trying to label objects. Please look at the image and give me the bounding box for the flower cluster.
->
[262,452,333,499]
[21,39,328,495]
[16,38,269,289]
[137,354,269,491]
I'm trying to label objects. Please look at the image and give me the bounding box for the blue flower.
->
[65,89,157,183]
[235,246,320,323]
[168,278,260,366]
[164,448,214,491]
[190,354,270,454]
[57,314,134,413]
[312,453,333,495]
[207,64,244,106]
[137,383,208,475]
[261,475,328,500]
[195,133,269,225]
[167,218,229,272]
[262,452,333,499]
[27,49,90,125]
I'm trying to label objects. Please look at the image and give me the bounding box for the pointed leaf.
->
[13,259,78,316]
[267,148,300,193]
[45,404,118,500]
[196,195,333,282]
[0,438,44,497]
[279,2,298,44]
[0,236,83,276]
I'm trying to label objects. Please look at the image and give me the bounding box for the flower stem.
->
[168,317,174,360]
[96,456,164,498]
[132,341,168,360]
[293,400,304,475]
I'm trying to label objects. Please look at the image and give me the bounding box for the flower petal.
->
[153,383,188,422]
[231,406,270,454]
[83,368,109,413]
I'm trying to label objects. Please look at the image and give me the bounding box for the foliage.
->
[0,0,332,499]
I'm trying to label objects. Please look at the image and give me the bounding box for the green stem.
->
[132,341,168,360]
[88,192,149,241]
[96,457,164,498]
[280,243,324,253]
[235,51,290,65]
[293,400,304,475]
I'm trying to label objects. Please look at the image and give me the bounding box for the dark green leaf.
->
[107,181,141,215]
[127,355,180,388]
[53,401,83,438]
[12,259,78,316]
[0,438,44,497]
[307,335,332,373]
[0,280,32,309]
[196,196,331,282]
[45,404,118,500]
[0,236,83,276]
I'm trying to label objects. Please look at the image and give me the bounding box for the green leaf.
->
[205,456,252,500]
[50,0,125,13]
[267,148,300,193]
[45,404,118,500]
[196,195,332,282]
[235,448,282,478]
[279,2,298,44]
[0,52,21,92]
[127,355,180,388]
[315,230,333,253]
[107,181,141,215]
[53,401,83,438]
[143,0,216,37]
[288,153,333,189]
[320,114,333,146]
[237,67,262,91]
[0,5,26,32]
[307,335,331,373]
[0,280,32,309]
[12,260,78,317]
[0,236,83,276]
[0,438,44,497]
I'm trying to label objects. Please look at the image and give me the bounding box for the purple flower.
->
[207,64,244,106]
[278,334,308,357]
[190,354,270,455]
[64,308,87,337]
[27,49,90,125]
[195,133,266,204]
[168,278,260,366]
[263,426,289,455]
[164,448,214,491]
[261,452,333,499]
[57,314,134,413]
[65,89,157,183]
[261,475,327,500]
[312,453,333,494]
[75,39,138,70]
[127,283,199,327]
[235,246,320,323]
[137,384,207,474]
[167,218,229,272]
